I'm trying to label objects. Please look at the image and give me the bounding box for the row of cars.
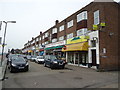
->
[7,54,67,73]
[28,55,67,69]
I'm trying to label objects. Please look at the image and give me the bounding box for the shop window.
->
[79,53,88,66]
[68,52,74,64]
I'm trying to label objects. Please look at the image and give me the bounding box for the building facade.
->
[22,1,120,71]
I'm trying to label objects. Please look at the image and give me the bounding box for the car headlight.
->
[11,63,16,66]
[26,62,29,66]
[53,61,58,63]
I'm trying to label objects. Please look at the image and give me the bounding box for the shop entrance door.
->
[91,50,96,66]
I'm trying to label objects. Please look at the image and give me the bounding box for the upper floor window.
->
[67,33,73,39]
[52,28,57,34]
[45,41,48,45]
[59,36,64,41]
[42,35,44,39]
[45,32,49,38]
[36,38,39,42]
[77,28,87,36]
[39,37,41,40]
[77,11,87,22]
[67,20,73,28]
[52,38,57,43]
[59,25,64,32]
[94,10,100,25]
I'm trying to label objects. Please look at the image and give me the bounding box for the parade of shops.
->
[22,1,120,71]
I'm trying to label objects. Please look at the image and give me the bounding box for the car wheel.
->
[25,67,29,72]
[50,64,54,69]
[44,63,46,67]
[61,66,65,69]
[10,67,14,73]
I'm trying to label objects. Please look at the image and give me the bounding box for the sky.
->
[0,0,119,53]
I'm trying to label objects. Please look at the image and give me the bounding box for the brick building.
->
[22,1,120,71]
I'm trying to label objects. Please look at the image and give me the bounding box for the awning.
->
[39,49,44,51]
[53,49,62,52]
[28,50,33,53]
[62,42,89,52]
[45,45,64,50]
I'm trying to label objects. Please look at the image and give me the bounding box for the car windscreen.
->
[12,57,26,62]
[32,56,36,58]
[9,54,18,59]
[49,55,57,60]
[38,56,44,59]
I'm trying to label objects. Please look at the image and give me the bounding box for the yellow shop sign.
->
[67,36,89,44]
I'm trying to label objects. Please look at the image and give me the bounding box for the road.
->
[2,61,119,88]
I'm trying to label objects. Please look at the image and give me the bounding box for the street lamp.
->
[0,21,16,66]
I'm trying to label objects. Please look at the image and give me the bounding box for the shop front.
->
[62,42,89,66]
[62,36,89,67]
[45,40,66,58]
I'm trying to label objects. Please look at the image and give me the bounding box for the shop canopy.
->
[45,45,64,50]
[62,42,89,52]
[28,50,33,53]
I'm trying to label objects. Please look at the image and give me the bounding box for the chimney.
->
[55,20,59,25]
[40,31,42,35]
[32,37,34,40]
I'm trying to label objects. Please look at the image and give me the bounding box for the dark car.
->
[8,57,29,73]
[44,55,66,69]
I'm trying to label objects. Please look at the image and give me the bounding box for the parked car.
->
[30,56,37,62]
[35,56,44,64]
[7,54,18,65]
[8,57,29,73]
[26,55,32,60]
[44,55,66,69]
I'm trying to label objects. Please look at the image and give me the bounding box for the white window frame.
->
[94,10,100,25]
[59,36,64,41]
[45,32,49,38]
[77,28,87,36]
[45,41,48,45]
[52,38,57,43]
[59,25,64,32]
[52,28,57,34]
[77,11,87,22]
[67,33,73,39]
[42,35,44,39]
[67,20,73,28]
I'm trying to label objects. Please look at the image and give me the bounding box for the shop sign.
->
[67,36,89,44]
[45,40,65,48]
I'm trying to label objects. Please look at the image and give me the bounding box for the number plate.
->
[19,67,24,69]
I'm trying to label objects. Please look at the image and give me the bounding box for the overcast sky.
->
[0,0,119,53]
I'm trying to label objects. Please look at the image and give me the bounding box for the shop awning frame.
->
[62,42,89,52]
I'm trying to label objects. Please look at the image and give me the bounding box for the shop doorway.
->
[91,50,97,66]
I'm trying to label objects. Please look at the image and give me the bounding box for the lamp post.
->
[0,21,16,66]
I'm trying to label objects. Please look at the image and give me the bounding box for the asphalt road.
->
[2,61,119,88]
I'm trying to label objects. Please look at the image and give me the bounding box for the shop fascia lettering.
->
[45,40,66,48]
